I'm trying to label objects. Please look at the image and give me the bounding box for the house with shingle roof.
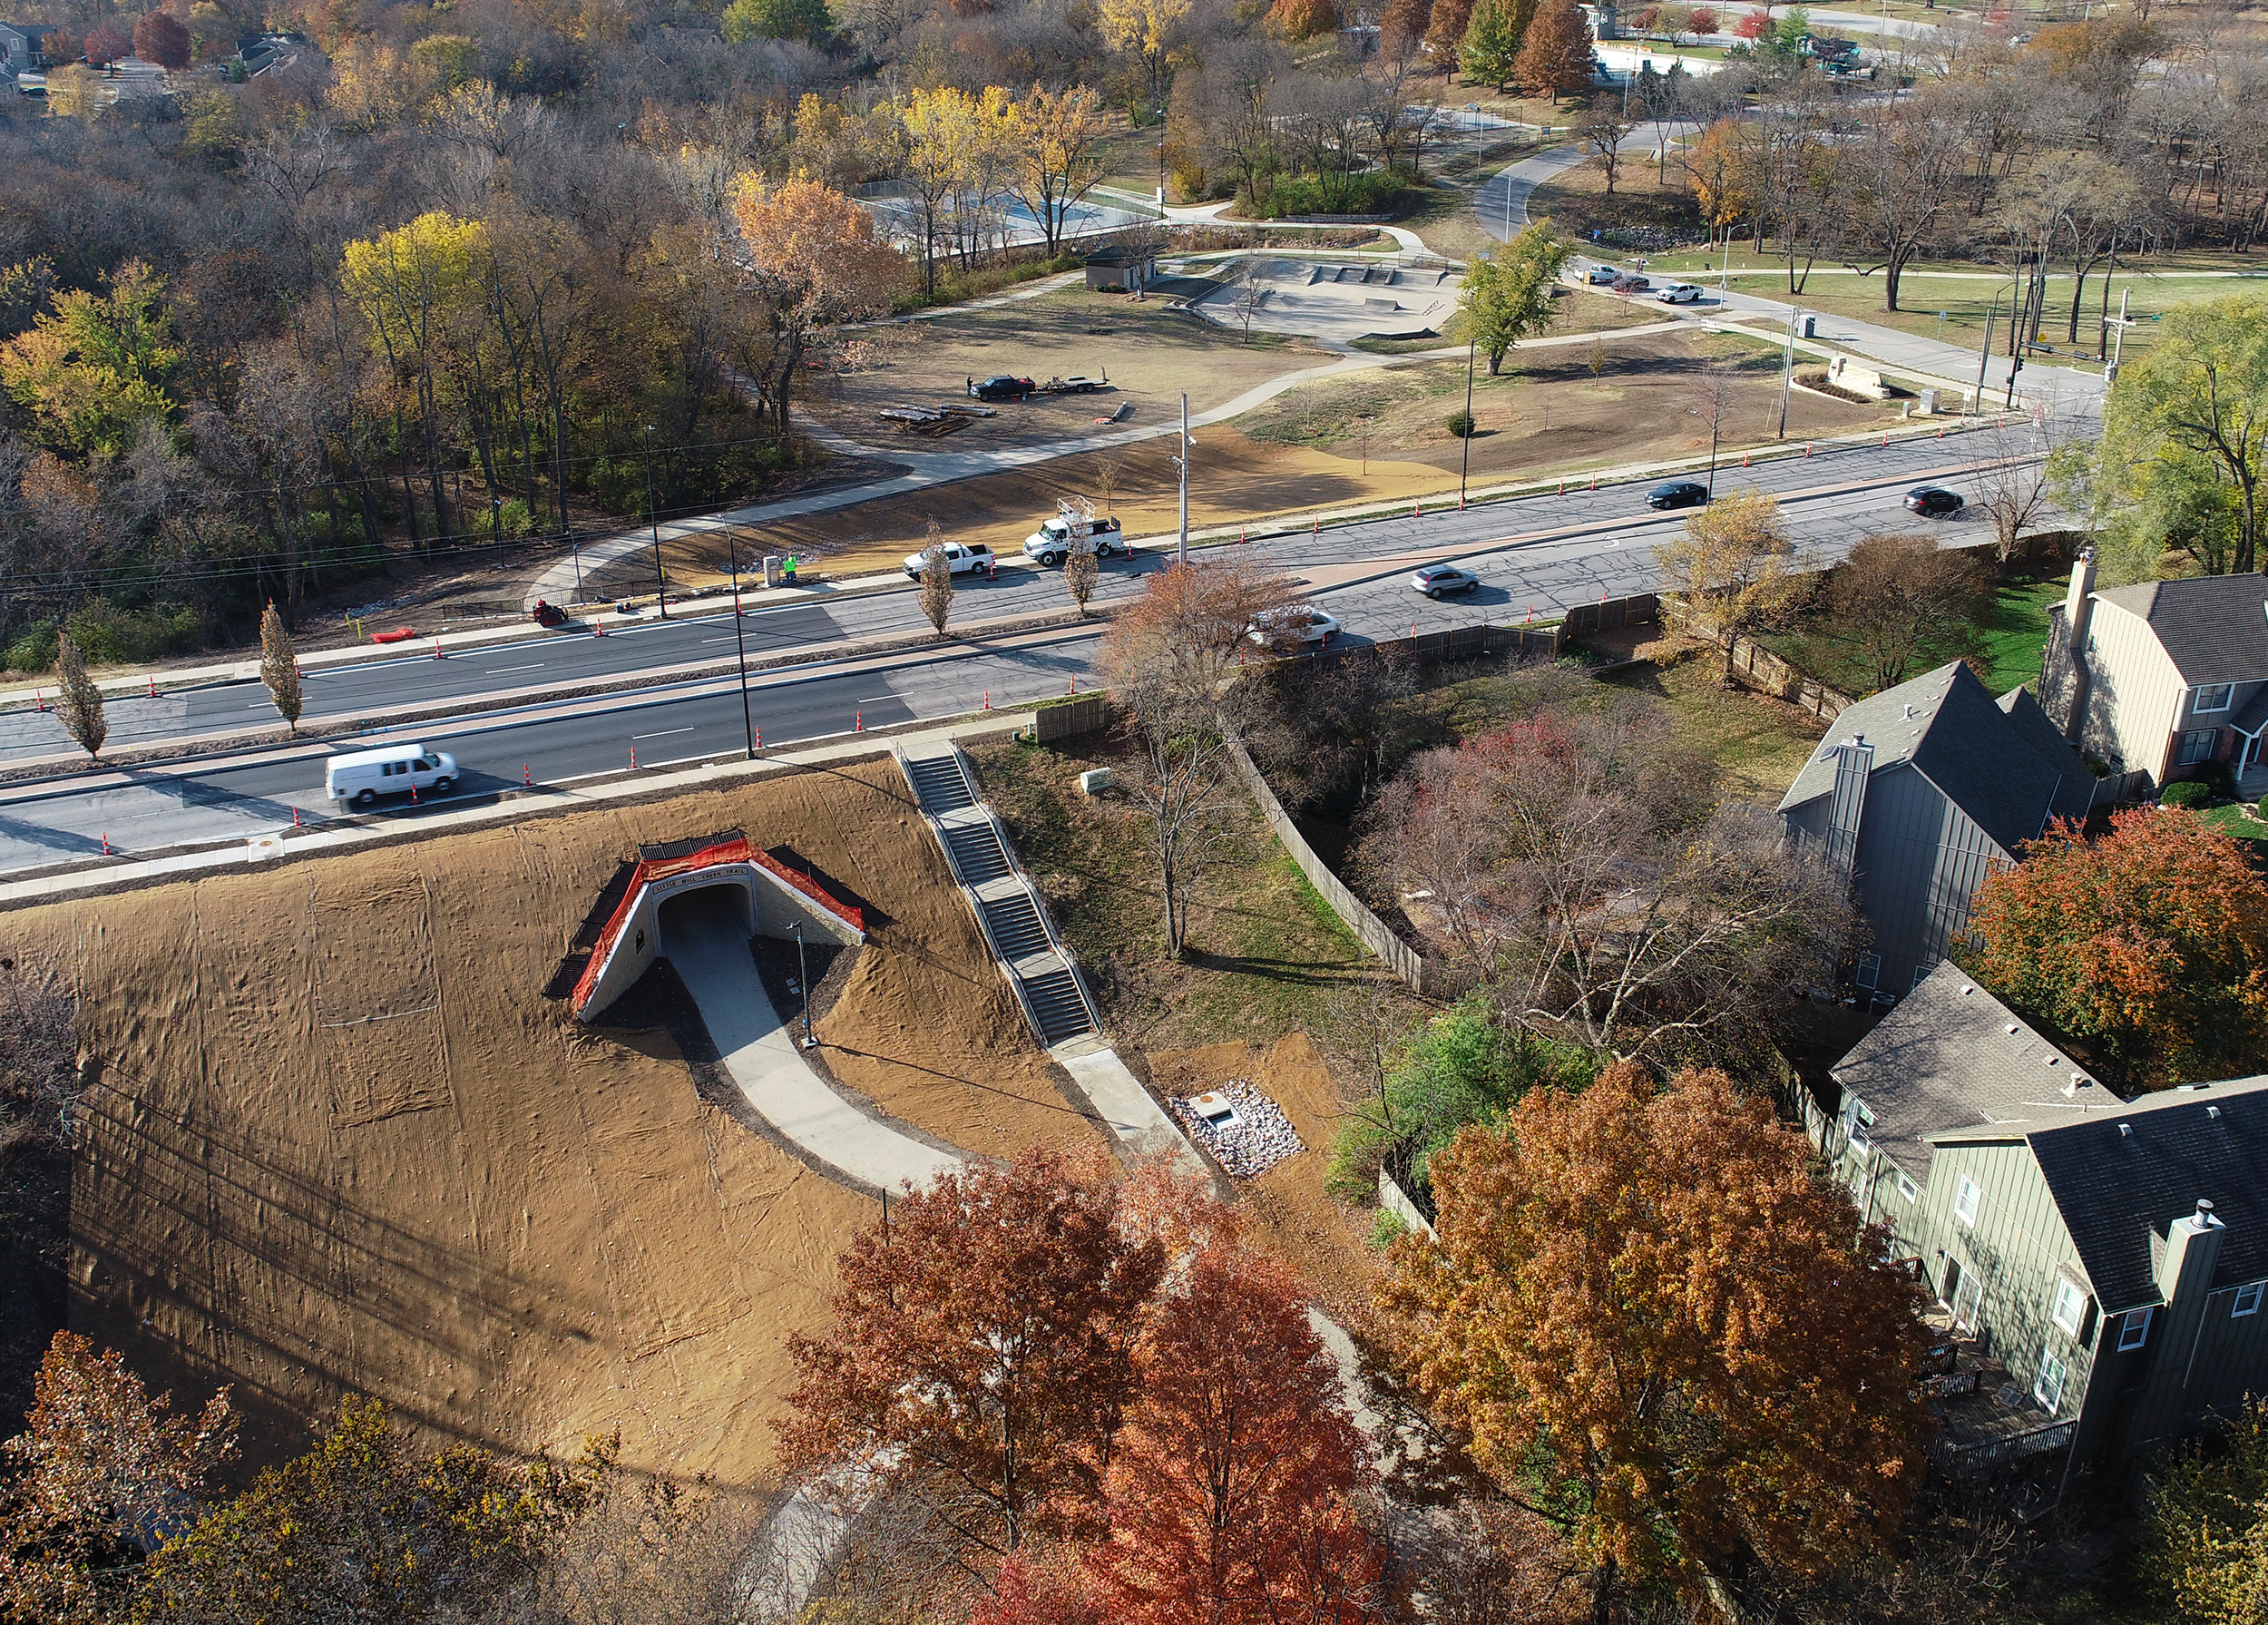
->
[1812,964,2268,1487]
[1777,661,2097,1000]
[2038,554,2268,795]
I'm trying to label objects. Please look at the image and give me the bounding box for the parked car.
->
[1022,515,1127,566]
[1246,606,1341,647]
[327,743,458,808]
[1410,563,1480,597]
[1611,273,1653,294]
[1647,481,1710,510]
[1904,485,1964,516]
[530,599,569,627]
[1586,265,1623,286]
[903,541,995,578]
[968,375,1036,402]
[1655,283,1703,305]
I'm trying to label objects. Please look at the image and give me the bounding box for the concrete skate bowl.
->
[5,758,1106,1486]
[1191,256,1461,342]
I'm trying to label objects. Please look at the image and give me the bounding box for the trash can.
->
[1801,315,1817,338]
[763,554,785,589]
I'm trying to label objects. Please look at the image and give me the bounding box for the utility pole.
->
[1175,391,1190,565]
[725,525,755,760]
[643,423,668,619]
[794,923,815,1048]
[2104,289,2133,387]
[1775,307,1798,438]
[1977,299,1996,411]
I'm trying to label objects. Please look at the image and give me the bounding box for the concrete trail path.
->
[665,890,964,1194]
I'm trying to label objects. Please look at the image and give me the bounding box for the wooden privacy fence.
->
[1561,592,1659,638]
[1223,729,1442,995]
[1666,605,1858,723]
[1032,692,1112,743]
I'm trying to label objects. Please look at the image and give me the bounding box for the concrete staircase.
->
[895,742,1103,1049]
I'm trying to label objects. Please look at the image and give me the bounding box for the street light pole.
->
[725,525,756,760]
[1775,307,1798,438]
[1461,325,1477,505]
[1176,391,1190,566]
[643,423,668,619]
[794,923,814,1048]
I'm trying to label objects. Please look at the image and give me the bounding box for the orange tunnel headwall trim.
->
[572,837,865,1020]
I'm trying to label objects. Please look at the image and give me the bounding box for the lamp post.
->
[643,423,668,619]
[1175,392,1191,565]
[724,525,756,760]
[793,923,815,1048]
[1460,324,1477,505]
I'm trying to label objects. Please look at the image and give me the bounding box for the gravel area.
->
[1171,1080,1305,1180]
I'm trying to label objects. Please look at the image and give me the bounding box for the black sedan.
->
[1647,481,1711,510]
[1905,485,1964,516]
[1410,563,1481,597]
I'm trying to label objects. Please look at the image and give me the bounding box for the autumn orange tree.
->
[778,1150,1168,1557]
[1967,808,2268,1090]
[1379,1065,1932,1624]
[733,178,910,435]
[1090,1244,1383,1625]
[0,1332,236,1625]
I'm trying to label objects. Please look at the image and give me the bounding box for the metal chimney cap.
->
[2198,1199,2215,1216]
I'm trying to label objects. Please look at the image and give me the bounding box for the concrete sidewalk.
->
[668,891,965,1195]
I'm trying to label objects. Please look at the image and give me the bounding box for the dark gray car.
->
[1647,481,1710,510]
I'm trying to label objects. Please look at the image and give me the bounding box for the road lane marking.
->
[631,727,694,739]
[485,663,545,674]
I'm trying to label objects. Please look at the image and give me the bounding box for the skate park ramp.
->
[1190,256,1461,342]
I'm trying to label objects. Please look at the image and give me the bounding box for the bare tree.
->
[918,520,953,638]
[1576,104,1637,197]
[1825,533,1988,691]
[1358,700,1857,1061]
[52,632,106,764]
[1098,561,1297,958]
[1971,411,2068,564]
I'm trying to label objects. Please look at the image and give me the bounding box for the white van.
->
[326,743,459,808]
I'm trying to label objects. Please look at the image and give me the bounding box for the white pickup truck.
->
[902,541,994,579]
[1022,515,1127,567]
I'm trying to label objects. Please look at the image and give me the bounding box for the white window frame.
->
[2117,1307,2154,1351]
[2035,1346,2067,1412]
[1845,1097,1874,1157]
[2235,1282,2263,1319]
[2195,682,2235,715]
[2178,728,2218,767]
[1896,1170,1918,1203]
[1954,1175,1980,1227]
[1912,961,1937,991]
[2052,1279,2087,1335]
[1853,953,1881,991]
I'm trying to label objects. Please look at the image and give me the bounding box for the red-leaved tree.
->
[1731,8,1768,36]
[973,1550,1112,1625]
[1687,5,1717,28]
[132,10,191,70]
[777,1150,1167,1557]
[1967,808,2268,1089]
[83,18,132,64]
[1089,1245,1383,1625]
[0,1332,238,1624]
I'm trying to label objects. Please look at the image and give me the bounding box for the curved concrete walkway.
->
[665,891,965,1193]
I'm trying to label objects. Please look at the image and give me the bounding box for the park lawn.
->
[1526,152,1707,244]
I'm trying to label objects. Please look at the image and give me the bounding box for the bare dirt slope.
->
[2,756,1098,1483]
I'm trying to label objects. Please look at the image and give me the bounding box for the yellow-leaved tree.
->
[1008,85,1110,257]
[1099,0,1190,112]
[339,211,492,545]
[0,260,181,457]
[732,178,909,433]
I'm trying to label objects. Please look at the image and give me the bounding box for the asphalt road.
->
[0,434,2028,876]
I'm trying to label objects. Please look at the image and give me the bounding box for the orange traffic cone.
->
[147,676,155,697]
[630,745,638,769]
[523,763,532,786]
[982,690,991,710]
[855,710,863,732]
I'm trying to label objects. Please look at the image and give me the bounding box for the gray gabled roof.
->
[1934,1075,2268,1313]
[2092,573,2268,685]
[1829,962,2122,1182]
[1778,662,2091,853]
